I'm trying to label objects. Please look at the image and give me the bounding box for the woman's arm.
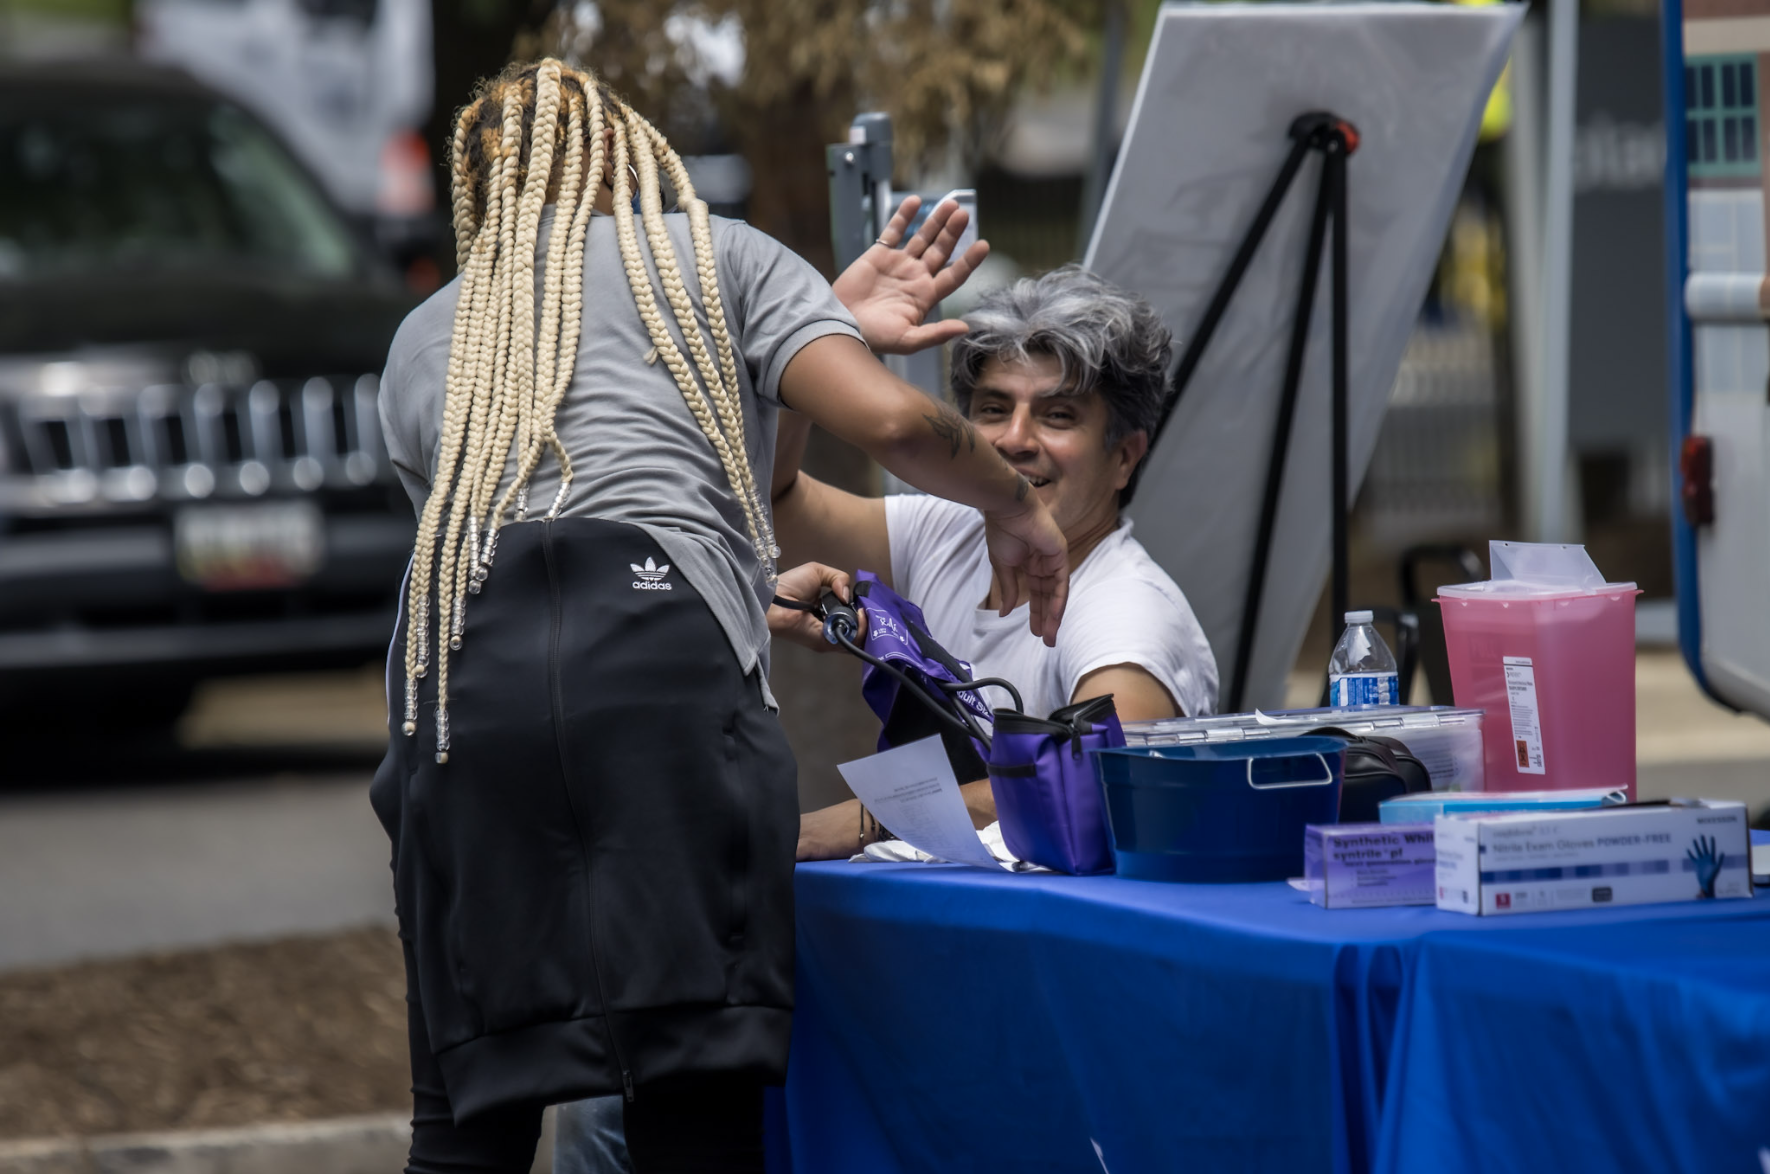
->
[779,335,1068,642]
[770,411,892,583]
[770,197,987,585]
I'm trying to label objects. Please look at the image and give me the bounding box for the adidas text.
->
[629,556,671,590]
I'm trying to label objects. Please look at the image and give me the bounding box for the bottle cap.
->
[1344,609,1373,624]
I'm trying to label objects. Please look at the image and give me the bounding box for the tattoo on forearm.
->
[923,405,978,459]
[1015,474,1031,503]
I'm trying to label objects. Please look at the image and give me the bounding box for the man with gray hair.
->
[778,252,1218,860]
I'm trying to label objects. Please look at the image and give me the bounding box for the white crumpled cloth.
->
[850,821,1051,872]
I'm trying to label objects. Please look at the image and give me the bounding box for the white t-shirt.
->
[883,494,1218,721]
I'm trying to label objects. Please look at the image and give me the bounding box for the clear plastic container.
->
[1437,541,1639,798]
[1122,704,1485,791]
[1328,610,1399,706]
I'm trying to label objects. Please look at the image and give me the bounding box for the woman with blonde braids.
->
[370,58,1067,1173]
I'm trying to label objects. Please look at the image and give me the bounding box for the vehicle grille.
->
[5,376,394,508]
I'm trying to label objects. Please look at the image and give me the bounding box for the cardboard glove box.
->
[1435,800,1752,915]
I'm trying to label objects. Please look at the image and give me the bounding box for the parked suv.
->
[0,60,417,728]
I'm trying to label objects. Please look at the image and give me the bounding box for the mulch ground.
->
[0,926,409,1140]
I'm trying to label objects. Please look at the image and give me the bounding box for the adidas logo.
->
[630,556,673,591]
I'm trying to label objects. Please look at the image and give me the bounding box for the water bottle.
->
[1328,610,1399,707]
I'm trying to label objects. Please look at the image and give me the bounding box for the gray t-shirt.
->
[379,210,862,700]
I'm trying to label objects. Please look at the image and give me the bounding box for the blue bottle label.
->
[1330,672,1399,706]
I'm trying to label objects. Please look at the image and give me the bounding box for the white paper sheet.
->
[836,736,1006,869]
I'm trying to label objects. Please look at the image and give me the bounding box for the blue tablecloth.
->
[1376,918,1770,1173]
[774,861,1770,1174]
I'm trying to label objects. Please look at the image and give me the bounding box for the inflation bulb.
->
[819,588,860,646]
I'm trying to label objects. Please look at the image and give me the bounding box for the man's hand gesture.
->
[985,494,1069,646]
[832,195,991,355]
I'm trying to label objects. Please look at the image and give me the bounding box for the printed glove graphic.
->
[1687,834,1725,898]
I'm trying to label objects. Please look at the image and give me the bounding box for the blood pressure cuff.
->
[853,572,992,783]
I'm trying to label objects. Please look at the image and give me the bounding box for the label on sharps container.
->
[1502,656,1546,774]
[1330,672,1399,706]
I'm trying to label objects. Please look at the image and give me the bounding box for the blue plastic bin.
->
[1090,737,1345,882]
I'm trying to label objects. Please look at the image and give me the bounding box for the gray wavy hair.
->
[950,264,1173,452]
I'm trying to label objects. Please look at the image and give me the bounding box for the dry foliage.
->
[0,927,407,1140]
[540,0,1098,169]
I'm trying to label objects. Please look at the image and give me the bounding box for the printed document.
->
[837,736,1006,869]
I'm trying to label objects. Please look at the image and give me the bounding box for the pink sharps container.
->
[1436,542,1640,798]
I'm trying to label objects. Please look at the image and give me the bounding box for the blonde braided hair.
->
[402,59,778,763]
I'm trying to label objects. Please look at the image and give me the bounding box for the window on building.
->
[1687,55,1760,179]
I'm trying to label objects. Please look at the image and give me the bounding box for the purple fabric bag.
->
[853,573,993,782]
[988,696,1124,874]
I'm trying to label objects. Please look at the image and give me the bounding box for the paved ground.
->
[0,771,390,972]
[0,650,1764,974]
[0,668,389,973]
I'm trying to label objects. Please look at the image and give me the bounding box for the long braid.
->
[453,94,525,568]
[424,89,526,760]
[641,122,774,563]
[503,65,563,521]
[492,76,596,524]
[402,114,500,735]
[451,85,528,620]
[628,110,732,430]
[451,132,510,598]
[404,58,775,762]
[530,83,576,460]
[616,110,776,574]
[476,71,566,549]
[467,92,528,544]
[522,78,584,510]
[545,78,602,506]
[407,112,494,697]
[449,98,485,268]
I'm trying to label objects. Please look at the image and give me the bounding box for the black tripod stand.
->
[1143,111,1360,713]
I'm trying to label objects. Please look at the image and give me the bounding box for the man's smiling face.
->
[963,354,1147,542]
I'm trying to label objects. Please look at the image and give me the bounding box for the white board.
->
[1085,2,1520,710]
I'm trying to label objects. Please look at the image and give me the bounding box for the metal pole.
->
[1533,0,1580,542]
[1148,129,1317,452]
[1502,17,1544,537]
[1329,135,1350,643]
[1228,153,1335,713]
